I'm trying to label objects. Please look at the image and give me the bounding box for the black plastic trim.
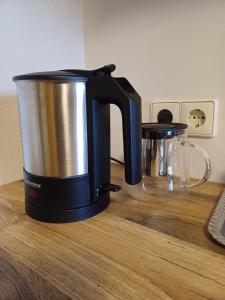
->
[13,73,88,81]
[25,195,110,223]
[24,169,110,222]
[142,123,188,139]
[13,64,116,81]
[24,169,91,210]
[86,76,142,194]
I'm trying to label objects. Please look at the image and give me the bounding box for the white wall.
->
[1,0,225,184]
[83,0,225,183]
[0,0,84,184]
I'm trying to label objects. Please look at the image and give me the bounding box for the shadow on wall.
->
[0,95,23,185]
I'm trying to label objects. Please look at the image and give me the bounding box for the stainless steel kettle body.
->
[16,80,88,178]
[14,65,142,222]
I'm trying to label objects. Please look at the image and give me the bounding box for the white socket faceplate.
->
[151,101,180,123]
[180,100,217,137]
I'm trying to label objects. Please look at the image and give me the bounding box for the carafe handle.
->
[179,141,212,188]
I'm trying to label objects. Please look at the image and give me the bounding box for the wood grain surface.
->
[0,164,225,299]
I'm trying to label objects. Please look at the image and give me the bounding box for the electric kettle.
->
[13,64,142,222]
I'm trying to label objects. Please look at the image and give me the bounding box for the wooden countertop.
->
[1,164,225,299]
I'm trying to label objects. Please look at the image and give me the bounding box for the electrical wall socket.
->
[151,101,180,123]
[149,99,218,138]
[180,99,218,137]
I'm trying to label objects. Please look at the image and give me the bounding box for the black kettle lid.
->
[13,64,116,81]
[142,123,188,139]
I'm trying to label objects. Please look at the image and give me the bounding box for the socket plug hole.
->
[188,109,206,128]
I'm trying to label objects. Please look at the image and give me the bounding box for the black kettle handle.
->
[112,78,142,184]
[87,76,142,186]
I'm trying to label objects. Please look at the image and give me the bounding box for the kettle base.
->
[23,169,110,223]
[25,197,110,223]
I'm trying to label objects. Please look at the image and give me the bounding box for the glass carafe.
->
[124,123,212,201]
